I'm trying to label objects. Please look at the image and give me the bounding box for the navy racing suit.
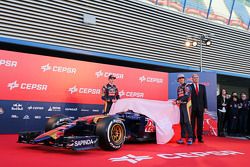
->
[177,83,193,139]
[101,83,120,114]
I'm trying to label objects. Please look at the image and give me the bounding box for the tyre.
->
[45,114,72,132]
[96,117,126,150]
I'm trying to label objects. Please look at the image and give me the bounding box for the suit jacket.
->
[190,83,207,113]
[217,95,229,110]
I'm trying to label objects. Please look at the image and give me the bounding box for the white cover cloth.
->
[109,98,180,144]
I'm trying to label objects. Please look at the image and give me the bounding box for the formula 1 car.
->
[18,111,156,151]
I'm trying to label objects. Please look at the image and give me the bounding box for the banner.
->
[0,50,168,133]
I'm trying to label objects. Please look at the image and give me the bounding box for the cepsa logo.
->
[109,151,244,164]
[119,90,144,98]
[0,59,17,67]
[41,64,77,74]
[68,86,101,95]
[95,70,124,79]
[139,76,163,84]
[8,81,48,91]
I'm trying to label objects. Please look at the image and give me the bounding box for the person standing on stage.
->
[217,89,229,137]
[228,95,239,136]
[190,73,207,143]
[101,75,120,114]
[175,74,193,145]
[238,93,249,136]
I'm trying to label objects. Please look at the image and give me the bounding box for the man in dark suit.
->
[190,74,207,143]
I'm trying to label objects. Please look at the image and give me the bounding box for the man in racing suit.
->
[101,75,120,114]
[175,74,193,145]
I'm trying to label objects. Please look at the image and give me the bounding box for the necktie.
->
[195,83,199,95]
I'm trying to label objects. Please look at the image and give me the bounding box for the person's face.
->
[109,78,115,84]
[233,97,237,101]
[178,77,185,84]
[222,89,226,95]
[192,74,199,83]
[241,94,246,100]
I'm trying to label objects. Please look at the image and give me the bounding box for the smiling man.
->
[190,74,207,143]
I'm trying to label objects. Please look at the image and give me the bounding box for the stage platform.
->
[0,135,249,167]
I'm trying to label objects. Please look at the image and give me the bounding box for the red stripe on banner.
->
[0,50,168,104]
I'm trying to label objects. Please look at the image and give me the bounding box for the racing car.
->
[18,110,156,151]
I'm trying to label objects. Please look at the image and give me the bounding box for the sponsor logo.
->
[68,86,101,95]
[48,106,61,112]
[27,106,44,110]
[8,81,48,91]
[11,115,19,119]
[92,109,99,113]
[68,85,78,94]
[65,108,78,111]
[11,103,23,111]
[8,81,19,90]
[109,154,153,164]
[41,64,77,74]
[45,116,51,119]
[144,119,155,132]
[0,59,17,67]
[34,116,42,119]
[55,117,71,125]
[0,107,4,114]
[74,138,98,147]
[119,90,144,98]
[109,151,244,164]
[81,109,89,112]
[95,70,124,79]
[23,115,30,120]
[139,76,163,84]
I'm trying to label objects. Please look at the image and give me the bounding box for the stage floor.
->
[0,135,249,167]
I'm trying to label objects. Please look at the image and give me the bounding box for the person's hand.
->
[222,103,227,107]
[112,99,117,103]
[204,108,208,113]
[172,100,177,105]
[238,104,242,109]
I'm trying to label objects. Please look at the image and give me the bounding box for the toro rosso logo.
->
[8,81,48,91]
[41,64,77,74]
[95,70,124,79]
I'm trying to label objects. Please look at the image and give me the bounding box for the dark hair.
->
[219,89,227,96]
[231,92,238,97]
[240,92,247,100]
[240,92,246,96]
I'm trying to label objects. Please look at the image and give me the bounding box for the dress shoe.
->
[176,138,185,144]
[186,138,193,145]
